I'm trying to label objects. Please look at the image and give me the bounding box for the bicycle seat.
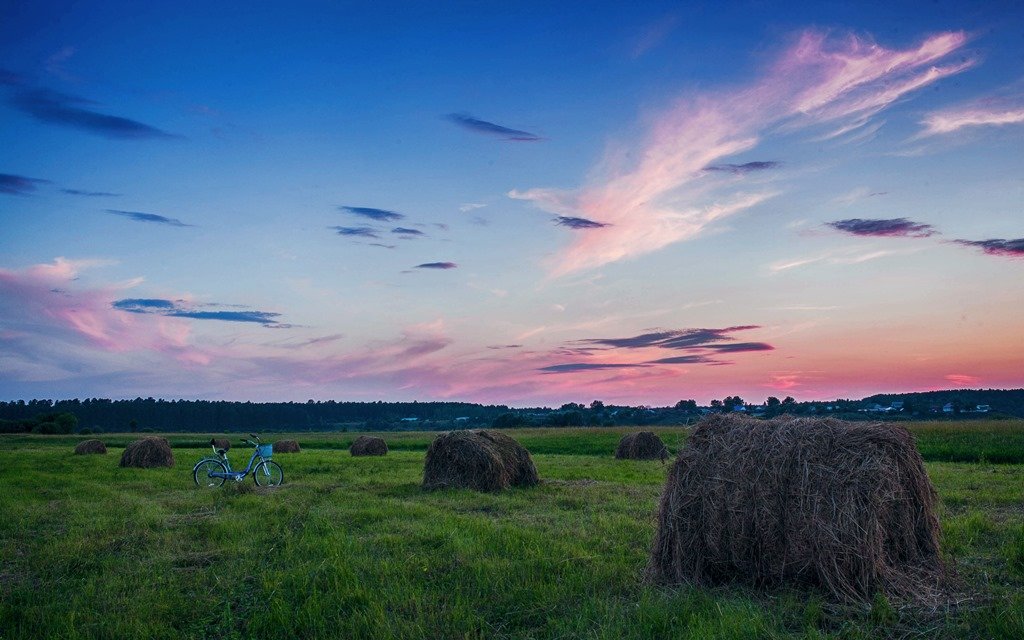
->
[215,448,228,456]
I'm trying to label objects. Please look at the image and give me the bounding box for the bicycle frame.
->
[208,447,266,481]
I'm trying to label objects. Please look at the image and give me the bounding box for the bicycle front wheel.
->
[253,460,283,487]
[194,459,227,488]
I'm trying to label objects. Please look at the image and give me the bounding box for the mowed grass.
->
[0,424,1022,639]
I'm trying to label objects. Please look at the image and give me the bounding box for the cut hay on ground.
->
[211,438,230,451]
[74,439,107,455]
[422,430,539,492]
[273,440,300,453]
[350,435,388,456]
[647,414,946,602]
[615,431,668,461]
[119,437,174,468]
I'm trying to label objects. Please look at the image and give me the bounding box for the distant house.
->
[891,401,904,411]
[455,416,470,422]
[400,417,419,422]
[732,405,747,412]
[975,404,991,413]
[942,403,954,414]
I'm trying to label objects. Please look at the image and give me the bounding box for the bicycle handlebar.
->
[249,433,260,441]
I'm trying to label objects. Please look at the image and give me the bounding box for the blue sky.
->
[2,1,1023,405]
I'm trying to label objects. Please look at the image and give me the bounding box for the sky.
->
[2,0,1023,406]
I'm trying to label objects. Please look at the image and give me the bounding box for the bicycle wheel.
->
[253,460,283,487]
[193,458,227,488]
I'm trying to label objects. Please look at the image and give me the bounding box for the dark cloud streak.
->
[8,88,178,139]
[106,210,193,227]
[0,173,48,195]
[446,113,542,141]
[952,238,1024,258]
[556,216,611,229]
[704,161,781,173]
[339,206,405,222]
[827,217,936,238]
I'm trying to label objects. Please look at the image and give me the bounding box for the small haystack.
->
[273,439,301,453]
[74,439,107,455]
[211,438,230,451]
[119,436,174,468]
[350,435,388,456]
[615,431,668,461]
[647,414,946,602]
[422,430,539,492]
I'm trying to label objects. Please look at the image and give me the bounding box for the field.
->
[1,422,1023,639]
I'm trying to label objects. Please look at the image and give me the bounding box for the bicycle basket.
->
[257,444,274,458]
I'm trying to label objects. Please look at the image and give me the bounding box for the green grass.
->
[2,423,1024,639]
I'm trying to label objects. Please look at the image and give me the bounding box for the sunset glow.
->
[2,2,1023,405]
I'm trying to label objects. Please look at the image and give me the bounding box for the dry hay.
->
[119,436,174,468]
[350,435,388,456]
[74,439,107,455]
[211,438,230,451]
[615,431,668,461]
[273,439,301,453]
[647,414,947,602]
[422,430,539,492]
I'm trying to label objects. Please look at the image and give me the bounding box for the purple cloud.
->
[827,218,936,238]
[446,113,542,141]
[8,88,177,140]
[339,206,405,222]
[392,227,425,237]
[952,238,1024,258]
[107,210,194,227]
[331,226,379,238]
[62,188,120,197]
[556,216,611,229]
[0,173,49,195]
[539,362,646,373]
[113,298,289,327]
[704,161,781,173]
[415,262,457,270]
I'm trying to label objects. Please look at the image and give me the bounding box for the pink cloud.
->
[511,29,970,275]
[920,105,1024,136]
[945,374,981,386]
[0,258,208,365]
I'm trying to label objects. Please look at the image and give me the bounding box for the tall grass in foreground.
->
[0,426,1022,638]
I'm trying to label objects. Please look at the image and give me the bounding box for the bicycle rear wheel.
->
[253,460,283,487]
[194,459,227,488]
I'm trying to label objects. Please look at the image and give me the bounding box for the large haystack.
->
[74,439,107,455]
[273,439,300,453]
[211,438,230,451]
[119,436,174,468]
[422,430,539,492]
[615,431,668,461]
[647,414,946,602]
[350,435,388,456]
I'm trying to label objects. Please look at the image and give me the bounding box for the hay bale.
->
[74,439,107,455]
[422,430,539,492]
[350,435,388,456]
[119,436,174,468]
[615,431,668,461]
[647,414,946,602]
[273,439,300,453]
[211,438,230,451]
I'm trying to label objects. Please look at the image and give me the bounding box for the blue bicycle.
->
[193,433,284,488]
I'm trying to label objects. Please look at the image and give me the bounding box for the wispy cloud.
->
[827,217,936,238]
[446,113,542,142]
[945,373,980,386]
[113,298,289,327]
[459,203,486,213]
[7,88,178,139]
[0,173,49,195]
[330,226,379,238]
[631,12,680,59]
[919,105,1024,137]
[62,188,120,197]
[555,216,611,229]
[952,238,1024,258]
[339,206,405,222]
[768,246,922,273]
[540,362,645,373]
[392,227,425,237]
[704,161,781,174]
[510,29,969,275]
[415,262,457,270]
[107,210,194,227]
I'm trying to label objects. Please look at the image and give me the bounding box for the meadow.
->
[1,421,1023,639]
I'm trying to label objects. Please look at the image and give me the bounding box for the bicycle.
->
[193,433,284,488]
